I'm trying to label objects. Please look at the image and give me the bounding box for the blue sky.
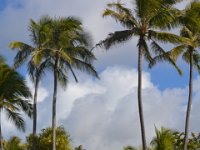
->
[0,0,6,10]
[1,0,200,150]
[0,0,193,90]
[0,0,23,11]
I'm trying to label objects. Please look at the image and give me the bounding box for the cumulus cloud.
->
[2,66,200,150]
[52,66,197,150]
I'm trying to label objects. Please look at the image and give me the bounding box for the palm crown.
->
[0,61,32,131]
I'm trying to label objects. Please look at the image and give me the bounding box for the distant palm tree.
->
[151,127,174,150]
[9,16,51,150]
[33,16,98,150]
[99,1,183,149]
[0,59,32,150]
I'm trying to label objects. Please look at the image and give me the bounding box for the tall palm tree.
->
[151,2,200,149]
[150,127,174,150]
[180,3,200,150]
[33,17,98,150]
[0,59,32,150]
[9,16,51,150]
[99,0,183,149]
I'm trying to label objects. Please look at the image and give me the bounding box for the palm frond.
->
[5,109,25,132]
[149,41,182,75]
[148,30,183,44]
[103,2,139,28]
[135,0,161,21]
[180,26,193,39]
[139,38,154,64]
[56,65,68,89]
[182,49,190,63]
[14,98,33,118]
[70,57,99,79]
[149,7,181,30]
[9,42,34,68]
[169,45,186,61]
[98,29,137,49]
[63,46,96,63]
[0,64,32,98]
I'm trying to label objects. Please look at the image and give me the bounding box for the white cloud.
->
[2,66,200,150]
[53,66,195,150]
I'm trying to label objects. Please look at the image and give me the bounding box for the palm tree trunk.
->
[52,58,58,150]
[138,45,147,150]
[32,76,39,150]
[183,49,193,150]
[0,110,3,150]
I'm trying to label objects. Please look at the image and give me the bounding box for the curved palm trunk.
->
[52,58,58,150]
[183,50,193,150]
[0,110,3,150]
[32,77,39,150]
[138,45,147,150]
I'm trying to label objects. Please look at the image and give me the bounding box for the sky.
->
[0,0,199,150]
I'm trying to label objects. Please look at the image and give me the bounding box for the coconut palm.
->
[9,16,51,150]
[33,16,98,150]
[0,59,32,150]
[180,3,200,150]
[151,1,200,149]
[99,0,183,149]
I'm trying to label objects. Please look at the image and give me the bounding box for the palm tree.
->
[99,0,183,149]
[151,2,200,149]
[150,127,174,150]
[0,59,32,150]
[180,3,200,150]
[33,16,98,150]
[9,16,51,150]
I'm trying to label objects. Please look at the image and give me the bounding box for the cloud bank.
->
[2,65,200,150]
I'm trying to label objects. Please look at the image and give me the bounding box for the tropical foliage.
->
[26,126,72,150]
[151,127,174,150]
[3,136,26,150]
[0,59,32,149]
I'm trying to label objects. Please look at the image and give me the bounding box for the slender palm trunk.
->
[183,50,193,150]
[138,45,147,150]
[32,77,39,150]
[0,110,3,150]
[52,58,58,150]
